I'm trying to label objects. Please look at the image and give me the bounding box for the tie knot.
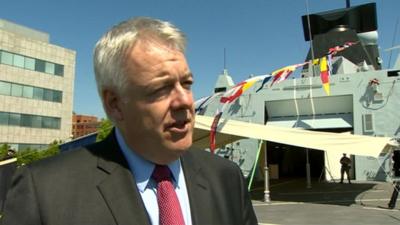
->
[152,165,172,183]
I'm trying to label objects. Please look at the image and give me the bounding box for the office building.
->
[0,19,75,151]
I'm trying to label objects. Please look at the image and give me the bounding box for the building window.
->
[54,64,64,76]
[9,113,21,126]
[31,116,42,128]
[0,51,13,65]
[0,111,61,130]
[11,83,23,97]
[42,116,60,129]
[0,143,48,151]
[0,50,64,76]
[35,59,46,73]
[363,114,374,132]
[43,89,53,101]
[22,86,34,98]
[24,57,35,70]
[53,90,62,102]
[0,81,11,95]
[0,80,62,103]
[18,143,47,151]
[20,114,33,127]
[13,54,25,68]
[0,112,8,125]
[33,87,44,100]
[45,62,55,74]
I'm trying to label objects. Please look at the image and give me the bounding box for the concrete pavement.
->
[251,179,400,225]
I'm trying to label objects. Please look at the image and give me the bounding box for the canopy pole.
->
[248,140,264,191]
[306,148,312,188]
[264,141,271,202]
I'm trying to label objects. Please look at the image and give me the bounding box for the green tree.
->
[40,140,61,158]
[96,118,113,141]
[15,140,61,166]
[0,143,11,160]
[16,148,40,165]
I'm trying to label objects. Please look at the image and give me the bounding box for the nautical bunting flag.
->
[255,75,272,92]
[319,56,330,95]
[220,75,268,103]
[210,75,268,153]
[220,81,246,104]
[195,94,220,113]
[328,41,357,55]
[270,65,297,86]
[311,42,357,96]
[270,62,308,87]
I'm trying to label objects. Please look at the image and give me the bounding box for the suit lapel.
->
[182,150,214,225]
[92,132,151,225]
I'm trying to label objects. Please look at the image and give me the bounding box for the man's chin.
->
[165,131,192,147]
[168,143,191,153]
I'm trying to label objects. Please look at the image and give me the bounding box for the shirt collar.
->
[115,128,182,192]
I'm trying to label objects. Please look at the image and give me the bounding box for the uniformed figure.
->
[388,150,400,209]
[340,153,351,184]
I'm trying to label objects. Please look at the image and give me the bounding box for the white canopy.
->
[193,115,392,158]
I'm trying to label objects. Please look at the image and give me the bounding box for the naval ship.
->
[195,2,400,186]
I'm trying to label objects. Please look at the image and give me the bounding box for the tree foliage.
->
[0,143,11,159]
[96,118,113,142]
[0,140,61,166]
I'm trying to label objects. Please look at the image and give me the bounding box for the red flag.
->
[209,111,222,153]
[328,41,357,55]
[220,82,245,103]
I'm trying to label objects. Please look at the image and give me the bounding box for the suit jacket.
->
[1,132,257,225]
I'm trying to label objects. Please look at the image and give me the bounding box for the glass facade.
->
[0,81,10,95]
[18,143,48,151]
[0,50,64,76]
[11,83,23,97]
[0,80,62,103]
[0,142,48,151]
[13,54,25,68]
[0,111,61,129]
[1,51,13,65]
[24,57,35,70]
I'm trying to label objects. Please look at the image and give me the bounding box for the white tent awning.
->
[193,115,392,158]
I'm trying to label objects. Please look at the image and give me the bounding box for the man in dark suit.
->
[1,17,257,225]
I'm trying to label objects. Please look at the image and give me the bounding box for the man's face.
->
[111,38,194,164]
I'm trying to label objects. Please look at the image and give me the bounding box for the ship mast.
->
[346,0,351,8]
[305,0,316,77]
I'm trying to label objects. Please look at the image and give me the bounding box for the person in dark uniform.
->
[388,182,400,209]
[388,150,400,209]
[340,153,351,184]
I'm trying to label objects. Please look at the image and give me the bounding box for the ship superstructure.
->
[196,2,400,183]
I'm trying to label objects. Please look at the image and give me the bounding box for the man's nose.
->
[171,84,193,109]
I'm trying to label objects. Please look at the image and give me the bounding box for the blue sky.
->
[1,0,400,119]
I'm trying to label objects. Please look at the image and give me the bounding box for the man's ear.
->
[102,89,124,122]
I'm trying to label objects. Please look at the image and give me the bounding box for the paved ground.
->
[251,179,400,225]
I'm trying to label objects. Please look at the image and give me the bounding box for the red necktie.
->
[152,165,185,225]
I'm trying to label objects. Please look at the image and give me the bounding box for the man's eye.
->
[155,85,171,94]
[182,80,193,89]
